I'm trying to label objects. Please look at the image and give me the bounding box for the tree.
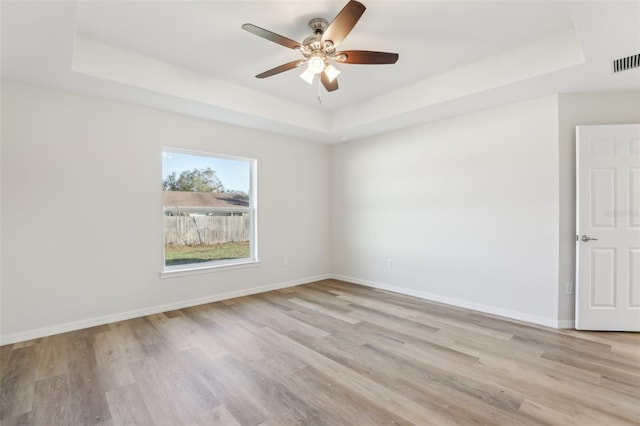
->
[163,167,225,192]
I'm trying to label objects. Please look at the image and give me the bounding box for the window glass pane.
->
[162,149,255,269]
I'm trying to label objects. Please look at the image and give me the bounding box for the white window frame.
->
[160,147,258,278]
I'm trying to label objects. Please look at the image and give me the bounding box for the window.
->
[162,148,257,273]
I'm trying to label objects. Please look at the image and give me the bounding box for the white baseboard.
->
[0,274,331,346]
[0,273,574,345]
[557,319,575,329]
[332,274,566,329]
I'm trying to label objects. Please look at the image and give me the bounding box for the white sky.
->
[162,150,251,193]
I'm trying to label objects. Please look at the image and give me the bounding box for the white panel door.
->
[576,124,640,331]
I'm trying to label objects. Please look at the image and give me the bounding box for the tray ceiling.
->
[2,1,639,143]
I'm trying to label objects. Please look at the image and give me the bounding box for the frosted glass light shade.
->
[324,64,341,82]
[307,56,325,74]
[300,68,315,84]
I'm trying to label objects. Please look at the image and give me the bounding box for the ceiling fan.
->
[241,0,398,93]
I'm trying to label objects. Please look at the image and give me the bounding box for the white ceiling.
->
[2,1,639,143]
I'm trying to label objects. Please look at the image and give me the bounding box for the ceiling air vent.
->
[613,53,640,73]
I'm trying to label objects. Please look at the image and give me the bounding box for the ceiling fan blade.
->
[255,60,303,78]
[321,0,366,47]
[321,73,339,92]
[242,23,301,50]
[335,50,399,64]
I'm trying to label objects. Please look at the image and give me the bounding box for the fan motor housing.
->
[302,34,322,51]
[308,18,328,34]
[302,18,335,56]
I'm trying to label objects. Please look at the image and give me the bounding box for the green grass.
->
[165,241,250,266]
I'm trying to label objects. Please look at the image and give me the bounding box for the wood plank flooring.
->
[1,279,638,425]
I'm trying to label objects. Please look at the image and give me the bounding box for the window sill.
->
[160,259,261,279]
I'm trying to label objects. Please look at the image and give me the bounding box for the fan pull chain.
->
[317,77,322,104]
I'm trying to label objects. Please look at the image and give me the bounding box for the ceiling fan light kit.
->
[324,64,341,83]
[300,67,316,84]
[242,0,398,93]
[307,55,326,74]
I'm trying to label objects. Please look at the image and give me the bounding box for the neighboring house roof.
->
[163,191,249,209]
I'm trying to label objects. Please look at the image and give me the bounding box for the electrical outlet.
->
[283,257,289,267]
[564,282,573,294]
[386,259,393,269]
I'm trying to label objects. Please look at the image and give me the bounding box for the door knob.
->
[581,235,599,242]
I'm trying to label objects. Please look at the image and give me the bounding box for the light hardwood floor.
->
[1,279,639,425]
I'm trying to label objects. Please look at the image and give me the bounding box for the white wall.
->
[0,81,331,343]
[331,96,562,326]
[557,91,640,323]
[3,81,637,342]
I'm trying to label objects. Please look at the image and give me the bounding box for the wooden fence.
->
[164,215,249,246]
